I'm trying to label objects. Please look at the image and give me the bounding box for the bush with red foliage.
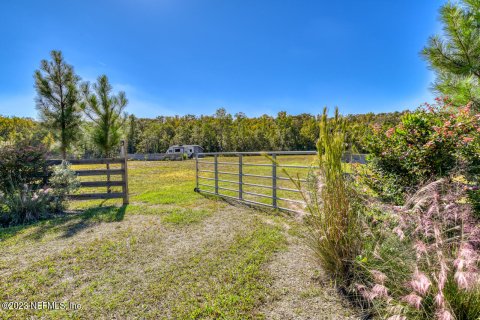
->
[0,139,50,226]
[367,98,480,204]
[0,139,49,194]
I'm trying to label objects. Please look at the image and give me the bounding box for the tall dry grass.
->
[285,107,363,284]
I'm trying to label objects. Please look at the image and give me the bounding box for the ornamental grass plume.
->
[401,293,423,310]
[356,177,480,319]
[410,268,432,296]
[435,309,454,320]
[393,178,479,319]
[280,107,363,286]
[453,243,479,290]
[370,269,387,285]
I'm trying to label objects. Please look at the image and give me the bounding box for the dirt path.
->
[259,226,359,320]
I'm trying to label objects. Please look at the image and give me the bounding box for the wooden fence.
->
[47,157,129,205]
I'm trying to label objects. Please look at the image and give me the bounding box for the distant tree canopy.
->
[121,108,406,154]
[0,109,405,156]
[0,116,38,143]
[422,0,480,110]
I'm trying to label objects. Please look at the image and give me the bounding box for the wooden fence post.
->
[121,140,130,205]
[106,160,111,194]
[42,163,49,186]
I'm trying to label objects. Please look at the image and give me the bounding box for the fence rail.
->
[194,151,365,214]
[127,153,184,161]
[47,143,130,205]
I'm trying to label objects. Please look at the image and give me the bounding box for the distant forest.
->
[0,108,406,156]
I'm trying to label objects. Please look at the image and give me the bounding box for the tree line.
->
[0,109,405,155]
[125,109,405,154]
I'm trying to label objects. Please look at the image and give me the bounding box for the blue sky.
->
[0,0,443,118]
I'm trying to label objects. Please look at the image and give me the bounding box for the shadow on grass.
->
[0,223,27,243]
[60,205,127,238]
[0,205,127,243]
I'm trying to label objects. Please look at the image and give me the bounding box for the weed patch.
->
[161,208,211,225]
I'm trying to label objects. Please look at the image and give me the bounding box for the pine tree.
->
[422,0,480,110]
[34,50,82,159]
[81,75,128,157]
[81,75,127,193]
[127,114,139,154]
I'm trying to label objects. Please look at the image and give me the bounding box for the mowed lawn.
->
[0,158,356,319]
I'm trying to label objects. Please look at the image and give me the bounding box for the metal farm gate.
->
[194,151,318,213]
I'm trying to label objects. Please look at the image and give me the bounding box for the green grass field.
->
[0,158,356,319]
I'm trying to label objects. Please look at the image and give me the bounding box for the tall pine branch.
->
[34,50,82,159]
[80,75,128,157]
[422,0,480,110]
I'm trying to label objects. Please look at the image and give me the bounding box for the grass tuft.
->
[162,208,211,225]
[285,107,363,286]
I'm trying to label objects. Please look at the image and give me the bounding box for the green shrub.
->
[466,188,480,219]
[366,101,480,203]
[0,139,50,226]
[0,139,48,194]
[0,141,79,226]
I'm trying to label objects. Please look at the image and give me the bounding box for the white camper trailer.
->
[166,145,204,158]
